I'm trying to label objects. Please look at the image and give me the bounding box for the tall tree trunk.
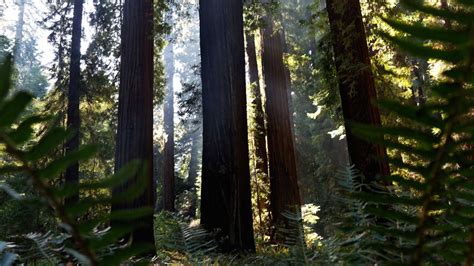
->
[163,43,175,212]
[186,128,200,218]
[65,0,83,206]
[13,0,25,64]
[199,0,255,252]
[112,0,155,245]
[245,31,270,231]
[260,9,301,237]
[326,0,390,183]
[246,32,269,193]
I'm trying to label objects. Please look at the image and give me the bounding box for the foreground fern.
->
[0,55,153,265]
[154,212,217,263]
[351,0,474,264]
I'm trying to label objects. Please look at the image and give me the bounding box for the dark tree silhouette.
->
[199,0,255,252]
[260,7,301,238]
[326,0,390,183]
[65,0,84,206]
[112,0,155,245]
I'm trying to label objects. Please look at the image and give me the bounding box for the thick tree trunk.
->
[246,32,269,190]
[199,0,255,252]
[163,43,175,212]
[186,128,200,218]
[13,0,25,64]
[65,0,83,206]
[326,0,390,183]
[112,0,155,245]
[260,13,301,237]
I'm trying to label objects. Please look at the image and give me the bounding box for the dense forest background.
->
[0,0,473,264]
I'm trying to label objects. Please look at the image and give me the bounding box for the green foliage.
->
[0,55,153,265]
[349,0,474,264]
[315,167,382,264]
[154,212,217,263]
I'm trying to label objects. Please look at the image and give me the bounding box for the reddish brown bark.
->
[260,13,301,234]
[65,0,83,206]
[112,0,155,245]
[199,0,255,252]
[326,0,390,183]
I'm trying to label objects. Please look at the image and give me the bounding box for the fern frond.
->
[347,1,474,264]
[0,55,154,265]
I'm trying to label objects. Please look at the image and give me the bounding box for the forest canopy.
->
[1,0,474,265]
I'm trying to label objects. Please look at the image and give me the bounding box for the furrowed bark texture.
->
[199,0,255,252]
[326,0,390,183]
[65,0,84,206]
[260,13,301,235]
[112,0,155,245]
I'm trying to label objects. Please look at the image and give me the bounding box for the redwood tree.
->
[199,0,255,252]
[112,0,155,245]
[163,43,175,212]
[260,6,301,235]
[65,0,83,206]
[245,31,270,226]
[246,32,269,188]
[326,0,390,183]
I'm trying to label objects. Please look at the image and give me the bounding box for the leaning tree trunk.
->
[112,0,155,245]
[260,10,301,239]
[65,0,84,206]
[326,0,390,183]
[199,0,255,252]
[163,43,175,212]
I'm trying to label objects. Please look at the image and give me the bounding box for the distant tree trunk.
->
[163,43,175,212]
[13,0,25,63]
[186,128,200,218]
[246,32,269,192]
[112,0,155,245]
[326,0,390,183]
[245,31,270,228]
[199,0,255,252]
[65,0,83,206]
[260,10,301,238]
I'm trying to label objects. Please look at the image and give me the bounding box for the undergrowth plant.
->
[153,211,218,263]
[0,55,153,265]
[350,0,474,264]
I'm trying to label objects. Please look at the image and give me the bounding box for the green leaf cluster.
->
[0,55,153,265]
[350,1,474,264]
